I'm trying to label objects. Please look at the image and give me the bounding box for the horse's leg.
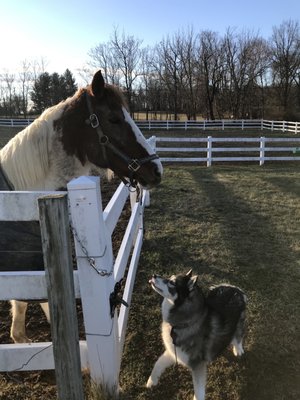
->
[40,302,50,323]
[10,300,31,343]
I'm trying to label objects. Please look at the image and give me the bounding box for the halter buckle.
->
[90,114,100,128]
[128,159,141,172]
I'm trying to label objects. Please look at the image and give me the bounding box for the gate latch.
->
[109,279,129,317]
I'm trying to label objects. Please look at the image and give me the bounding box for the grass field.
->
[119,164,300,400]
[0,127,300,399]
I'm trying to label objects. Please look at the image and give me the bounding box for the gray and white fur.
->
[146,270,246,400]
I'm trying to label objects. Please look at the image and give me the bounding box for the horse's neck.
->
[0,103,91,190]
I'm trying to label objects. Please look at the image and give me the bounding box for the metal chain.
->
[70,223,113,277]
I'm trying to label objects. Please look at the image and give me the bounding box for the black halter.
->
[85,92,159,188]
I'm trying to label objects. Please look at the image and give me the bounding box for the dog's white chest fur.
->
[161,298,190,366]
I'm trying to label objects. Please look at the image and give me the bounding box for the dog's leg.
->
[10,300,31,343]
[191,362,207,400]
[40,302,50,323]
[231,310,246,356]
[146,351,174,388]
[231,337,244,356]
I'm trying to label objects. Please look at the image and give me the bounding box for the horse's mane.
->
[0,82,127,190]
[0,95,75,190]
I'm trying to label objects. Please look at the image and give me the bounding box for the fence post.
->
[207,136,212,167]
[67,176,120,396]
[38,193,84,400]
[242,119,244,130]
[260,137,265,166]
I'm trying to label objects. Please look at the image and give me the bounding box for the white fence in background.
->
[155,136,300,165]
[1,118,299,134]
[136,119,300,134]
[0,176,148,396]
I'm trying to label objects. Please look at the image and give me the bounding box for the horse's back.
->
[0,221,44,271]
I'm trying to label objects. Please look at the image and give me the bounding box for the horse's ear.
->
[91,70,105,98]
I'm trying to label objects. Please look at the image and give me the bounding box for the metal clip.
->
[90,113,100,128]
[128,159,141,172]
[109,279,129,317]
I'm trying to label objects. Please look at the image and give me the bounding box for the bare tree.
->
[19,60,32,117]
[88,42,121,86]
[1,71,15,117]
[222,29,270,118]
[110,28,143,110]
[197,30,225,119]
[153,33,186,120]
[178,28,199,119]
[270,19,300,116]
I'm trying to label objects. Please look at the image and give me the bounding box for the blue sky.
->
[1,0,299,79]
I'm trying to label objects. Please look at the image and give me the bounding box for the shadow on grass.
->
[120,166,300,400]
[188,166,300,400]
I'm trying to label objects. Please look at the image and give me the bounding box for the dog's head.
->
[149,269,198,303]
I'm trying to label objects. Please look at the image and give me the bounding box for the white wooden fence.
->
[1,118,299,134]
[0,176,149,396]
[136,119,300,134]
[155,136,300,165]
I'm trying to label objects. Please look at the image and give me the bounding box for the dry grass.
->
[119,164,300,400]
[1,126,300,399]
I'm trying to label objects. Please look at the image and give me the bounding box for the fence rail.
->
[1,118,299,134]
[137,119,300,134]
[155,136,300,165]
[0,176,149,396]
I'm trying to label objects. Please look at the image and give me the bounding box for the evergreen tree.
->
[62,69,77,98]
[31,72,52,114]
[31,70,77,114]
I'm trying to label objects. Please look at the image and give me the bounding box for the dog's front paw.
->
[232,343,244,357]
[146,376,158,388]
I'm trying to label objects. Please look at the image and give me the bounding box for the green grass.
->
[119,164,300,400]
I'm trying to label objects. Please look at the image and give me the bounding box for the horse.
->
[0,70,163,343]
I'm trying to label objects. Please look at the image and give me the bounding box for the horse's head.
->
[59,70,162,189]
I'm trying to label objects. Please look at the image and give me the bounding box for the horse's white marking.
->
[122,107,163,175]
[0,98,100,191]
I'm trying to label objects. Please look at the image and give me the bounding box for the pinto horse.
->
[0,70,163,343]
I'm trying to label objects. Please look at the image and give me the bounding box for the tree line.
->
[88,20,300,120]
[0,62,77,117]
[1,19,300,120]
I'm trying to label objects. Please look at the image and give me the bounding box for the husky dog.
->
[146,270,246,400]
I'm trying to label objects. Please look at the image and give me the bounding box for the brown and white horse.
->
[0,70,163,343]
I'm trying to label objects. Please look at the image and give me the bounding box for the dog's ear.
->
[188,274,198,291]
[186,269,193,277]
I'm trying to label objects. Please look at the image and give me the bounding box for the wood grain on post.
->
[38,193,84,400]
